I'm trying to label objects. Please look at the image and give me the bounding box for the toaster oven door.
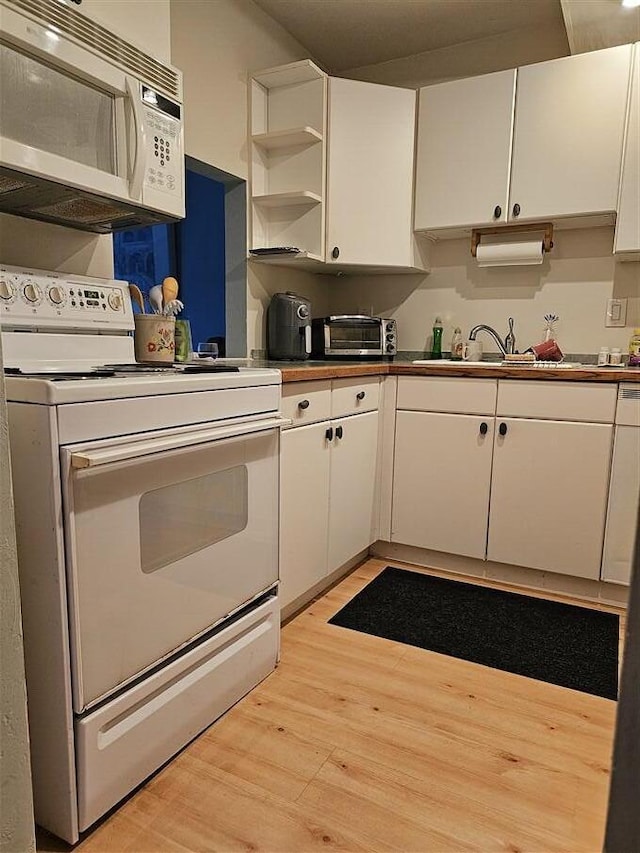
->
[326,316,382,356]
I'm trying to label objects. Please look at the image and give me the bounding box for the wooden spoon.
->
[128,283,145,313]
[162,276,179,307]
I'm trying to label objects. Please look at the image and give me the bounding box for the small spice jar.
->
[610,347,622,366]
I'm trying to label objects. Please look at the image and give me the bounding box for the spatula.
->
[128,283,145,313]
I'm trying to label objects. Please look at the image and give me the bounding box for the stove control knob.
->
[48,285,65,305]
[108,291,122,311]
[23,281,42,304]
[0,278,15,301]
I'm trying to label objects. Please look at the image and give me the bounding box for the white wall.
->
[171,0,331,354]
[328,228,640,357]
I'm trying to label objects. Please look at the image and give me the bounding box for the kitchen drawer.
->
[281,380,332,427]
[396,376,497,415]
[331,377,380,418]
[75,595,278,832]
[497,380,617,423]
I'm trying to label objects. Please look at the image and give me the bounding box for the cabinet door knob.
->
[499,422,508,436]
[325,427,334,441]
[479,422,488,435]
[493,205,502,219]
[332,246,340,259]
[356,391,366,400]
[335,425,343,439]
[512,203,520,217]
[298,399,310,410]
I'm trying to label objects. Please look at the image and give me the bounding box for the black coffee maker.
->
[266,292,311,360]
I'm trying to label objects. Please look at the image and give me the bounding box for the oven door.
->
[61,417,283,713]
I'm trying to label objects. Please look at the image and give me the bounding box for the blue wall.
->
[176,170,226,348]
[113,167,227,351]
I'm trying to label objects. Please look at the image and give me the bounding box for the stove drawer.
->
[75,594,279,832]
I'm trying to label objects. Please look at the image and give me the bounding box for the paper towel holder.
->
[471,222,554,258]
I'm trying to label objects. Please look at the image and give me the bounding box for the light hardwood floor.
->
[38,558,624,853]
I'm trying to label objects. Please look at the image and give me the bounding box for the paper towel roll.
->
[476,240,544,267]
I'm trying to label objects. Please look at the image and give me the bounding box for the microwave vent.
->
[4,0,181,100]
[34,196,135,224]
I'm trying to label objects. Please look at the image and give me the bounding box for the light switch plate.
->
[606,297,627,327]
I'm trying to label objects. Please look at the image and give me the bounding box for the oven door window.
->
[139,465,248,574]
[0,42,116,174]
[330,322,380,351]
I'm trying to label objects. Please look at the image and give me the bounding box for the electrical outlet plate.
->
[606,297,627,328]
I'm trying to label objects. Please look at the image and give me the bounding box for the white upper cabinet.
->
[414,44,633,234]
[326,78,417,267]
[414,70,516,231]
[249,62,425,273]
[509,44,632,223]
[614,44,640,257]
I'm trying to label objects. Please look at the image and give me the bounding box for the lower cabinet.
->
[486,417,613,579]
[280,407,379,611]
[390,377,617,580]
[392,411,494,559]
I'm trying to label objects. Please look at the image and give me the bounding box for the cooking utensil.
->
[148,285,164,315]
[163,299,184,317]
[128,283,146,314]
[162,276,179,307]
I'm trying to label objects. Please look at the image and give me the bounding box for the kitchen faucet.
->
[468,318,517,356]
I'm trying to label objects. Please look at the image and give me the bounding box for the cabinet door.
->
[326,77,416,266]
[279,422,331,609]
[509,45,632,221]
[487,418,613,579]
[391,412,494,559]
[615,45,640,255]
[328,411,379,572]
[414,70,516,231]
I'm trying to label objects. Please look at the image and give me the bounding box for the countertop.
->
[242,357,640,384]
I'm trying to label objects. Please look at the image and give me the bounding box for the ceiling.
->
[253,0,640,73]
[252,0,567,72]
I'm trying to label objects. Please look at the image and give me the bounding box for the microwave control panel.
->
[0,267,134,332]
[143,108,182,197]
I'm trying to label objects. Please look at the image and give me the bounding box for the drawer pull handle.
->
[298,399,310,410]
[325,427,334,441]
[479,422,488,436]
[335,425,343,439]
[512,203,520,217]
[499,422,508,437]
[356,391,366,400]
[493,205,502,219]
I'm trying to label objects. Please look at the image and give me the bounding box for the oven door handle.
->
[69,416,292,469]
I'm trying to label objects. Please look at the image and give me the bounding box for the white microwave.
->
[0,0,185,233]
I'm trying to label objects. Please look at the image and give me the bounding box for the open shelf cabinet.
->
[249,59,327,260]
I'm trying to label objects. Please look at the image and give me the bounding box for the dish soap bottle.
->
[431,317,443,360]
[629,328,640,367]
[451,327,463,360]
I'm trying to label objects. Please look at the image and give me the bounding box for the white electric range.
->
[2,265,286,843]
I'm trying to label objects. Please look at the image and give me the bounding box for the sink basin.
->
[412,359,496,367]
[412,359,582,369]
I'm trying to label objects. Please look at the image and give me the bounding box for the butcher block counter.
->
[249,358,640,384]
